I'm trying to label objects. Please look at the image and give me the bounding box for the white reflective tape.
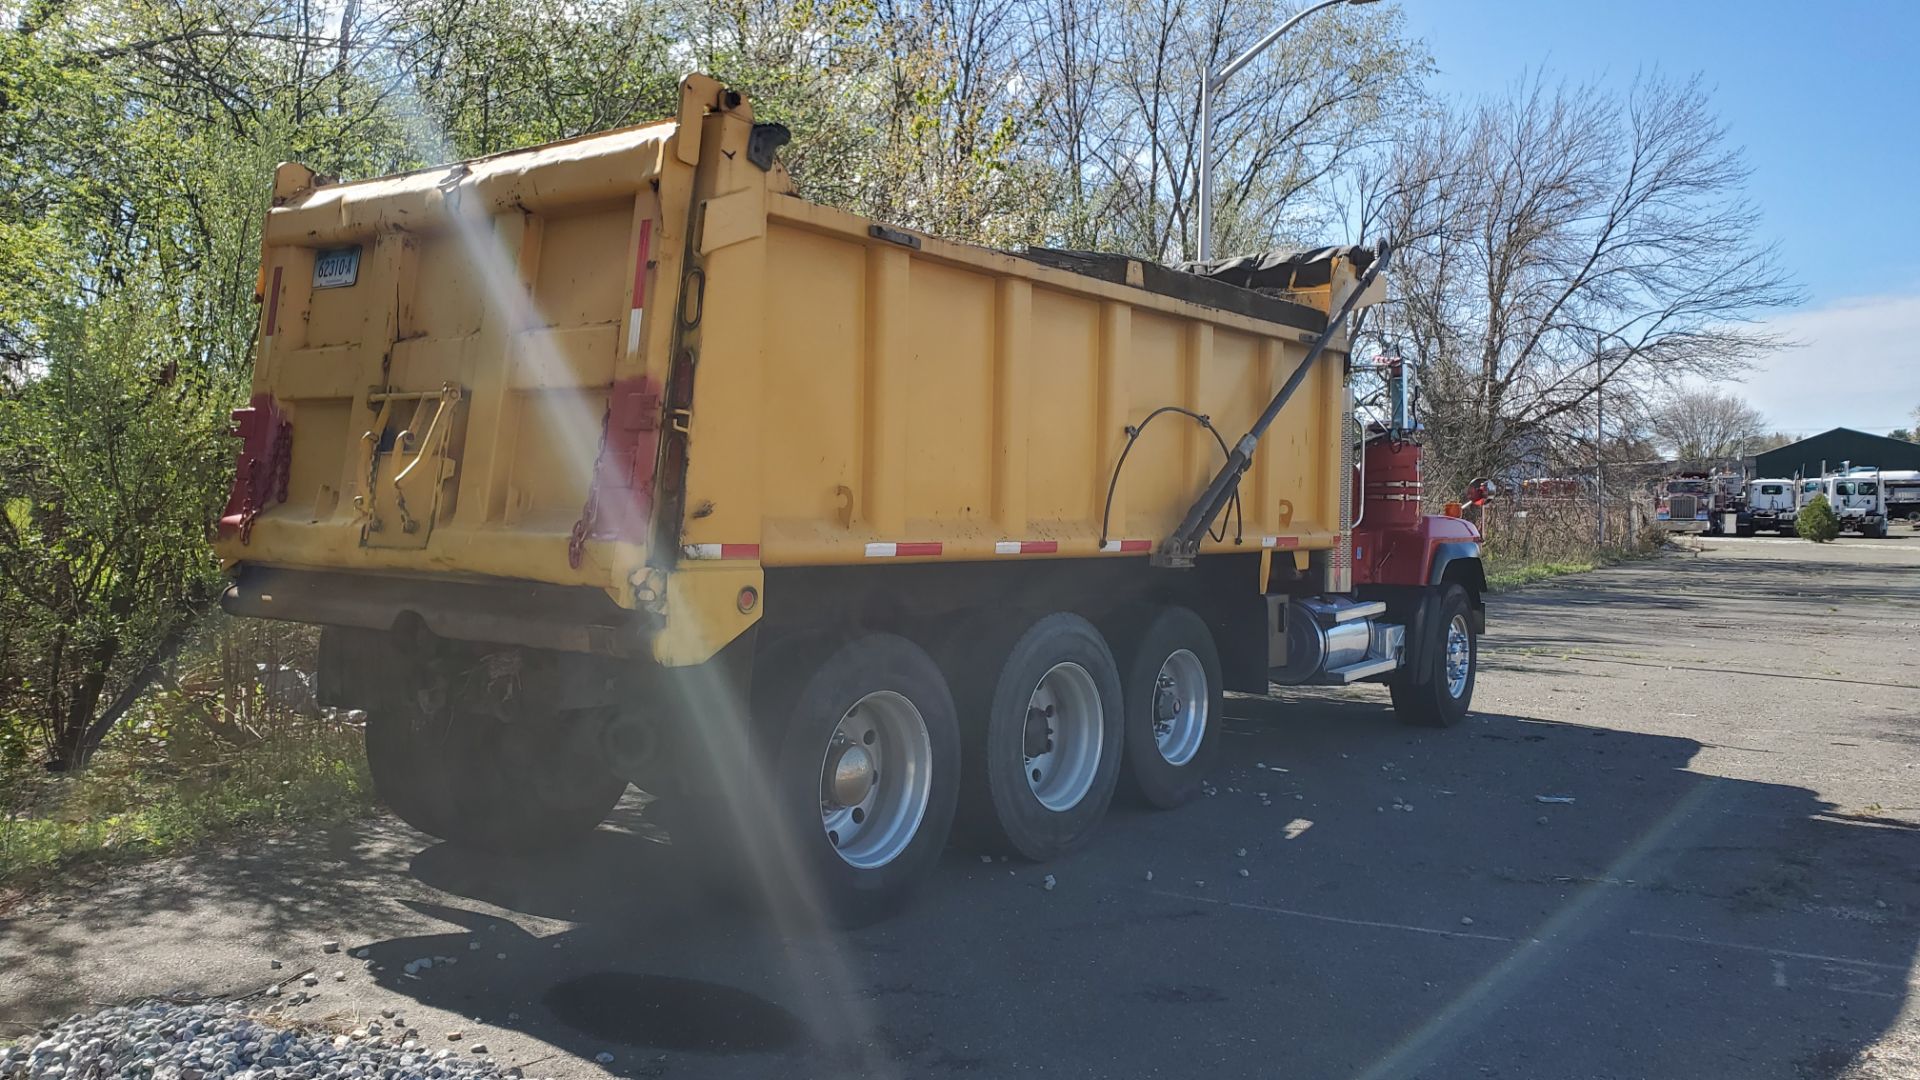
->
[995,541,1021,554]
[865,542,897,558]
[683,542,761,560]
[626,308,644,355]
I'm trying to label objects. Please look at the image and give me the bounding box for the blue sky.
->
[1397,0,1920,435]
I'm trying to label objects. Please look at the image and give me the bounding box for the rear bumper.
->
[222,564,654,656]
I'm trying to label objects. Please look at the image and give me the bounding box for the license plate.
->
[313,246,362,289]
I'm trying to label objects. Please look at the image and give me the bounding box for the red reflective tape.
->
[1021,540,1057,554]
[264,266,282,336]
[893,541,943,557]
[718,543,759,560]
[632,220,652,309]
[1118,539,1150,553]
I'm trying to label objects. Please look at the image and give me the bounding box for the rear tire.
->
[651,632,960,927]
[1390,584,1476,729]
[762,633,961,926]
[955,613,1124,861]
[365,699,628,854]
[1111,607,1222,810]
[364,701,458,839]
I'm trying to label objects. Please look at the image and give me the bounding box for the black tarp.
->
[1016,247,1337,332]
[1177,245,1376,292]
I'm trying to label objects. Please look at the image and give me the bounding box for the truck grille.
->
[1669,494,1698,519]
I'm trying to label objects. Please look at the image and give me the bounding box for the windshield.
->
[1759,484,1785,495]
[1666,480,1707,494]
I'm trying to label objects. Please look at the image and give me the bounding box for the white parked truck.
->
[1799,470,1889,538]
[1744,479,1797,535]
[1880,469,1920,524]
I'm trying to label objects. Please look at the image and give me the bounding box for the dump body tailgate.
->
[216,118,684,600]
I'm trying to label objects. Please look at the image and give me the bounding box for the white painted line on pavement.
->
[1704,536,1918,551]
[1146,889,1519,944]
[1629,928,1910,973]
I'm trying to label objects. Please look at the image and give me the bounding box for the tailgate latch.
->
[357,382,467,548]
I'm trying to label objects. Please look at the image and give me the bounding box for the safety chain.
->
[567,407,614,569]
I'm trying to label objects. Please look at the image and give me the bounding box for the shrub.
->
[1797,494,1840,543]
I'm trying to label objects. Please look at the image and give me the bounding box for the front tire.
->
[1112,607,1222,810]
[1390,584,1477,728]
[956,613,1124,861]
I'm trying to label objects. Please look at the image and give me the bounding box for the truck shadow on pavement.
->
[362,695,1920,1080]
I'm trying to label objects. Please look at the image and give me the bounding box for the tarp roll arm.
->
[1155,242,1394,568]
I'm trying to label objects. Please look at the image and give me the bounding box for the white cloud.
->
[1733,291,1920,436]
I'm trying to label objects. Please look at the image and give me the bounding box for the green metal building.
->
[1754,427,1920,479]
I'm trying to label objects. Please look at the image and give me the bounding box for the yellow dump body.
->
[218,77,1374,667]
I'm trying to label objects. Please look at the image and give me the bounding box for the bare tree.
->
[1647,388,1767,466]
[1026,0,1426,260]
[1361,74,1800,495]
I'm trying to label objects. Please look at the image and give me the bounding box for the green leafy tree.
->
[0,0,423,768]
[0,281,235,768]
[1796,494,1840,544]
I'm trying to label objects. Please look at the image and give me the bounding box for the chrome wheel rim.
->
[819,690,932,870]
[1152,649,1208,766]
[1023,662,1103,812]
[1445,614,1472,699]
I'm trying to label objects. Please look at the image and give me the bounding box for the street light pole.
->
[1195,0,1380,262]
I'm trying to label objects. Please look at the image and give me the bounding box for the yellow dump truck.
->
[216,76,1486,922]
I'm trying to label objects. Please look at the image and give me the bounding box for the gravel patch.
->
[2,1002,541,1080]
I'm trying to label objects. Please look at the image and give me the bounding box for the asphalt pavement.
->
[4,535,1919,1079]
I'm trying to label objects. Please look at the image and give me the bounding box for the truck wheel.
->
[1112,607,1222,810]
[755,633,960,925]
[364,700,628,854]
[364,703,458,839]
[1389,584,1476,729]
[957,613,1124,861]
